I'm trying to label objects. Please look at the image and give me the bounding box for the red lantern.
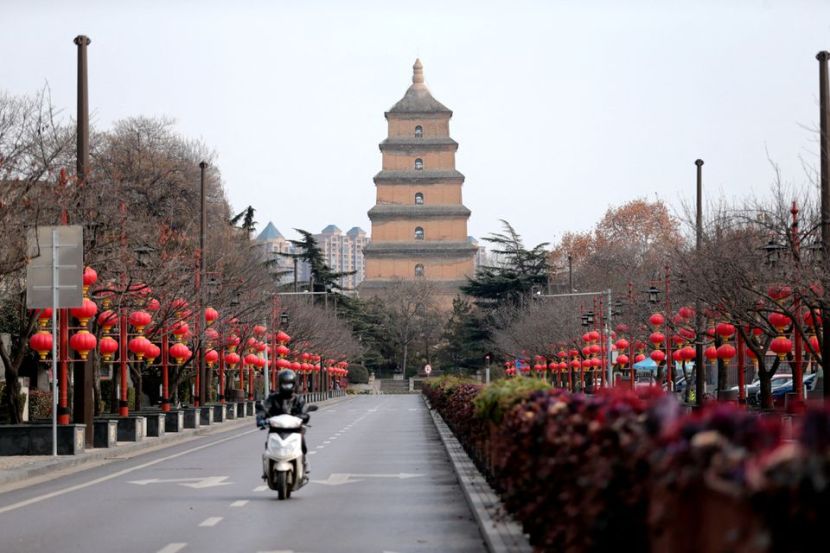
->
[570,360,580,370]
[648,332,665,346]
[224,351,240,368]
[768,285,792,301]
[715,322,736,339]
[680,346,696,362]
[205,307,219,325]
[255,341,267,353]
[35,308,52,329]
[770,337,793,359]
[83,266,98,289]
[678,306,694,319]
[615,338,630,351]
[145,343,161,363]
[253,324,267,336]
[617,354,629,367]
[291,361,301,371]
[650,350,666,364]
[587,330,600,342]
[169,342,191,365]
[589,344,601,355]
[277,358,291,369]
[145,298,161,312]
[205,349,220,366]
[244,353,259,367]
[717,344,736,362]
[276,331,291,344]
[129,336,151,359]
[809,335,820,355]
[705,346,719,361]
[205,327,219,344]
[672,350,683,362]
[70,298,98,326]
[97,309,118,333]
[171,298,189,313]
[276,345,290,357]
[99,336,119,361]
[769,312,791,332]
[128,310,152,333]
[678,327,696,341]
[171,321,190,341]
[225,335,240,350]
[634,353,646,363]
[29,331,53,360]
[69,331,97,360]
[649,313,665,327]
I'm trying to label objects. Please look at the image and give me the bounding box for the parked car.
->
[768,373,818,406]
[747,374,794,406]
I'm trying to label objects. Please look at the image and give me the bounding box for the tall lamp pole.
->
[695,159,705,407]
[198,161,208,405]
[818,51,830,401]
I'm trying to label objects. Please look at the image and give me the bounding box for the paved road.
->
[0,395,485,553]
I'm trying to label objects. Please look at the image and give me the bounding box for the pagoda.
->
[360,59,476,303]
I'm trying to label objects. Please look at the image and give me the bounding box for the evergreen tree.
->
[461,220,550,306]
[280,229,355,292]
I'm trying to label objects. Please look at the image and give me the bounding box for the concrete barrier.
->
[236,402,245,418]
[225,403,236,420]
[213,404,225,423]
[164,410,185,433]
[199,406,213,425]
[0,424,86,455]
[96,416,145,442]
[93,419,118,448]
[182,408,201,429]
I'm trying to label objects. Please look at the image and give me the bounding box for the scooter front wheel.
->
[275,470,290,500]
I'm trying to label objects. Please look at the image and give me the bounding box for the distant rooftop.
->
[467,236,479,245]
[320,224,342,234]
[256,222,284,241]
[347,226,366,236]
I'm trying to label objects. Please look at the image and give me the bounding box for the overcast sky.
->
[3,0,830,248]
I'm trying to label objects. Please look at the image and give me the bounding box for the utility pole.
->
[818,51,830,400]
[199,161,208,405]
[73,34,94,446]
[695,159,705,407]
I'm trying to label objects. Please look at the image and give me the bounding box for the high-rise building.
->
[360,59,476,304]
[254,222,299,286]
[315,225,369,291]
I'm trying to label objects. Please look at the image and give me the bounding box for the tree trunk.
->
[402,343,408,376]
[0,345,23,423]
[759,371,772,409]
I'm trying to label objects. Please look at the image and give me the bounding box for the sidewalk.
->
[0,395,352,487]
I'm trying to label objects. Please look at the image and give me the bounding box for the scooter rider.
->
[256,370,310,476]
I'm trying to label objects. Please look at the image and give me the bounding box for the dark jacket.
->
[256,392,307,422]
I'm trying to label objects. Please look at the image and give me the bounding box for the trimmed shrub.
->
[347,364,370,384]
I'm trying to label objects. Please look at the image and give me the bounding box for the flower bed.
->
[423,377,830,553]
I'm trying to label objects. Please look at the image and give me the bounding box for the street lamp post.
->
[695,159,705,407]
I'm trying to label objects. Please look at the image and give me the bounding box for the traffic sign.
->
[424,364,432,375]
[25,225,84,309]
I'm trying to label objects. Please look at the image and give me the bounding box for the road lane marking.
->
[254,485,268,492]
[199,517,223,527]
[230,500,249,507]
[309,451,317,455]
[128,476,231,489]
[157,544,187,553]
[0,429,259,515]
[323,440,331,444]
[312,473,422,486]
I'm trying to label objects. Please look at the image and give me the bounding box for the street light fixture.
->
[643,286,661,304]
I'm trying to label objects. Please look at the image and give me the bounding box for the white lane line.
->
[230,500,249,507]
[323,440,331,444]
[254,485,268,492]
[157,544,187,553]
[199,517,223,527]
[309,451,318,455]
[317,445,325,449]
[0,429,260,515]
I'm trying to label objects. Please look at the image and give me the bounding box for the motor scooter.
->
[260,404,318,500]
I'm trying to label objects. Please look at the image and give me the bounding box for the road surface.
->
[0,395,485,553]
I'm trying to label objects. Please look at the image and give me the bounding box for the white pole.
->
[263,323,270,398]
[51,229,58,457]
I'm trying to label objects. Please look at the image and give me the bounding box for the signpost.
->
[26,225,84,456]
[423,364,432,376]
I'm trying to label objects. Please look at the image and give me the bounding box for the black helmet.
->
[278,370,297,395]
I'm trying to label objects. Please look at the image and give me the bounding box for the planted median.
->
[424,376,830,553]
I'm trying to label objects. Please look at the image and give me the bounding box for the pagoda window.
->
[414,158,423,170]
[415,192,424,205]
[415,125,423,138]
[415,264,425,278]
[414,227,424,240]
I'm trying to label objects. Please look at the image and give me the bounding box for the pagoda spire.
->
[413,58,424,85]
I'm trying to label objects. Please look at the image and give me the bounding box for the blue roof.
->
[256,222,284,241]
[347,226,366,236]
[321,224,342,234]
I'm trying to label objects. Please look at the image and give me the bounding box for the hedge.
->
[424,377,830,553]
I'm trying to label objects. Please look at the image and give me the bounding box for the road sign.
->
[25,225,84,309]
[424,364,432,375]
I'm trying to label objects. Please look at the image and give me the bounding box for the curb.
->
[424,396,532,553]
[0,395,352,487]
